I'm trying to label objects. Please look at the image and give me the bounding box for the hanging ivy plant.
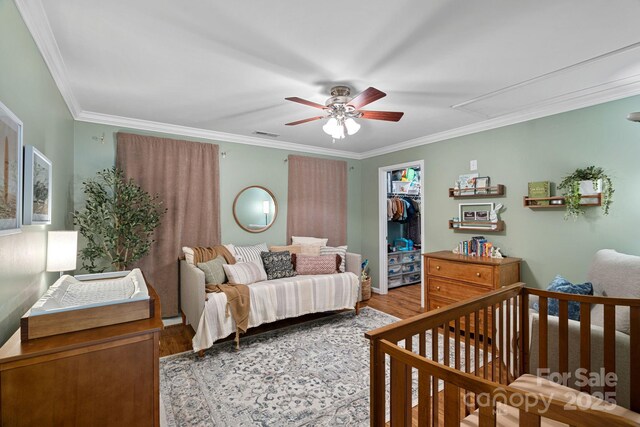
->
[557,166,614,220]
[73,167,166,273]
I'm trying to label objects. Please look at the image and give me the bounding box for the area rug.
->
[160,308,487,426]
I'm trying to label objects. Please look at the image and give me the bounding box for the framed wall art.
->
[458,202,494,229]
[0,100,23,236]
[23,145,52,225]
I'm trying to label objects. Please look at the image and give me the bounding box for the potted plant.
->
[558,166,614,220]
[73,167,166,273]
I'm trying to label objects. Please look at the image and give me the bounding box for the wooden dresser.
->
[424,251,521,334]
[0,285,163,426]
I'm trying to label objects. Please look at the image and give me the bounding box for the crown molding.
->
[76,111,363,159]
[14,0,81,117]
[359,78,640,159]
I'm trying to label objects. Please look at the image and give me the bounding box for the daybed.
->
[180,250,362,353]
[366,250,640,426]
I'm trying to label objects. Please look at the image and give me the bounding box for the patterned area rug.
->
[160,308,485,426]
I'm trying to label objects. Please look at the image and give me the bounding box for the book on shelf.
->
[528,181,551,205]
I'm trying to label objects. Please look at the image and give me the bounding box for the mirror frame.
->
[232,185,278,233]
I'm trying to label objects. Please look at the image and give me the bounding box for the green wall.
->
[73,122,362,259]
[0,0,75,345]
[362,95,640,292]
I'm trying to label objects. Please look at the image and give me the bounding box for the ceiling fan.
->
[285,86,404,140]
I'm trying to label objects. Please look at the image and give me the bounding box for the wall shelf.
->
[449,184,505,199]
[448,220,505,232]
[523,194,601,209]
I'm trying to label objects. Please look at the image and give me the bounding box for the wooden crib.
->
[365,283,640,426]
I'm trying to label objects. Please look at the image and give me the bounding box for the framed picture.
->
[458,173,478,196]
[475,176,490,195]
[0,101,23,236]
[23,146,52,225]
[459,202,494,229]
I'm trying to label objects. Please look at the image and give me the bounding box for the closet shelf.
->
[449,184,505,199]
[448,220,505,232]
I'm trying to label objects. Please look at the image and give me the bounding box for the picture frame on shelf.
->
[475,176,490,194]
[0,100,23,236]
[23,146,52,225]
[458,202,494,229]
[458,173,478,196]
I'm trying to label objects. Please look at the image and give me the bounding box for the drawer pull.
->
[436,305,440,309]
[435,286,441,291]
[476,272,481,277]
[435,265,441,270]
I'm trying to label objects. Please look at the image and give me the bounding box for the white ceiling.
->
[17,0,640,158]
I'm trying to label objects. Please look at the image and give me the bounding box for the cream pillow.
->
[233,243,268,265]
[291,236,328,246]
[223,262,267,285]
[269,244,302,255]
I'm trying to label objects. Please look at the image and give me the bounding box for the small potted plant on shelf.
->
[558,165,614,220]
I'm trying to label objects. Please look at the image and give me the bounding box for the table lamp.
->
[46,231,78,277]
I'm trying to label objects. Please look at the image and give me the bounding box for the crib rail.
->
[365,283,525,426]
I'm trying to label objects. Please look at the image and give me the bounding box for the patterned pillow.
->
[320,245,348,272]
[294,254,340,275]
[260,251,296,280]
[233,243,269,265]
[197,255,227,285]
[223,262,267,285]
[533,275,593,321]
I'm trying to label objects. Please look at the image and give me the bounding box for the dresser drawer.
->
[428,278,488,302]
[427,295,454,311]
[427,258,493,287]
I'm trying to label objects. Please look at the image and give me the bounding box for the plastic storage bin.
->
[388,254,401,264]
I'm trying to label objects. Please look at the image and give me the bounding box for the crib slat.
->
[444,383,460,426]
[455,318,461,371]
[630,306,640,413]
[465,314,471,374]
[390,357,410,426]
[483,308,489,379]
[479,404,496,427]
[419,331,426,357]
[444,323,450,367]
[498,302,504,384]
[432,328,439,426]
[514,295,520,377]
[492,305,498,381]
[418,371,431,427]
[506,297,512,383]
[521,293,529,376]
[519,410,541,426]
[538,297,548,372]
[474,311,480,377]
[603,304,616,399]
[579,302,591,394]
[370,340,385,427]
[558,300,569,375]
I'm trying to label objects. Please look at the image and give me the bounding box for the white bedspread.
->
[192,272,359,352]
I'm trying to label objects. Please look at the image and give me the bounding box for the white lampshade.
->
[322,117,338,136]
[46,231,78,272]
[262,200,270,214]
[344,118,361,135]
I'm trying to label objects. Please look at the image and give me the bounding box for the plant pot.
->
[579,179,602,204]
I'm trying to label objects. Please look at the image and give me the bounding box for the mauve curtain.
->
[286,155,347,246]
[116,132,220,316]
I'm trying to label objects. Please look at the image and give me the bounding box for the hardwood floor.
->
[159,282,424,356]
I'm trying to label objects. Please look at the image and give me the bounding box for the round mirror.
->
[233,186,278,233]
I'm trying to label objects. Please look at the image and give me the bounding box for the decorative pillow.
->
[291,253,340,271]
[269,244,302,255]
[223,262,267,285]
[233,243,269,265]
[533,275,593,321]
[260,251,296,280]
[197,255,227,284]
[291,236,328,247]
[294,254,340,275]
[320,245,348,272]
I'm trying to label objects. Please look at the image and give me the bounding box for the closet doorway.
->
[377,160,424,306]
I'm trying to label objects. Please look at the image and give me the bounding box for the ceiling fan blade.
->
[285,116,325,126]
[348,87,386,109]
[359,110,404,122]
[285,97,327,109]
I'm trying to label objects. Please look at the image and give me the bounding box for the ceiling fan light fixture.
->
[322,117,338,136]
[344,117,360,135]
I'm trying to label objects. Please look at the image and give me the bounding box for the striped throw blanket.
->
[192,272,359,352]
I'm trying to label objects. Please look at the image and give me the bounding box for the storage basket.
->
[361,277,372,301]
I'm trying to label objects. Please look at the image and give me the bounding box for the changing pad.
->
[30,268,149,316]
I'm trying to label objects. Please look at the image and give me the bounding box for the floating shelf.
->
[449,184,505,199]
[523,194,601,209]
[448,220,505,232]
